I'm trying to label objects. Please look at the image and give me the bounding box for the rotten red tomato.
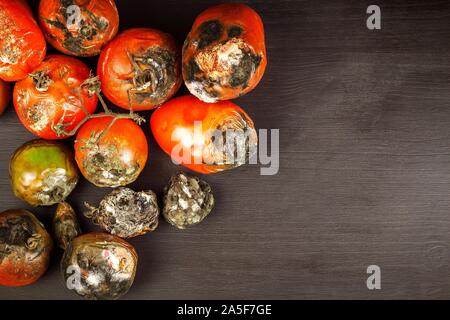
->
[0,209,53,287]
[74,115,148,187]
[151,95,258,174]
[97,28,182,111]
[13,55,98,140]
[39,0,119,57]
[0,0,47,82]
[183,3,267,102]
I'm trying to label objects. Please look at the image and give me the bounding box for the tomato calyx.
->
[29,69,53,92]
[51,74,145,140]
[126,47,179,108]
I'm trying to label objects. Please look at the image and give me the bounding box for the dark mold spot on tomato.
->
[229,52,262,88]
[197,20,223,49]
[0,215,38,263]
[184,37,263,102]
[128,47,179,106]
[228,25,243,38]
[184,57,201,82]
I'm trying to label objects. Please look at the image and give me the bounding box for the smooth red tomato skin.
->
[151,95,258,174]
[75,116,148,187]
[0,0,46,81]
[13,55,98,140]
[39,0,119,57]
[98,28,182,111]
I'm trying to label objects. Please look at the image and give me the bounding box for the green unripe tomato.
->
[10,139,79,206]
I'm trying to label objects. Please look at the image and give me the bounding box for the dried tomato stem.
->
[52,74,145,138]
[55,112,144,138]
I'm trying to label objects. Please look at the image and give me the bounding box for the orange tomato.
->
[98,28,182,111]
[0,0,47,81]
[183,3,267,102]
[39,0,119,57]
[151,95,258,174]
[75,115,148,187]
[13,55,98,140]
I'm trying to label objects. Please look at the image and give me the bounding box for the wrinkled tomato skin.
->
[74,115,148,187]
[97,28,182,111]
[183,3,267,102]
[151,95,258,174]
[0,0,46,82]
[39,0,119,57]
[0,209,53,287]
[13,55,98,140]
[0,79,10,115]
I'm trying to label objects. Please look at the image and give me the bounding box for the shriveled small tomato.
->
[53,202,81,250]
[0,0,46,81]
[10,139,79,207]
[97,28,182,111]
[39,0,119,57]
[13,55,98,140]
[151,95,258,174]
[0,79,10,115]
[183,3,267,102]
[0,209,53,287]
[75,115,148,187]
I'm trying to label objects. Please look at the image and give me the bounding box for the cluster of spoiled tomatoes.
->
[0,0,266,299]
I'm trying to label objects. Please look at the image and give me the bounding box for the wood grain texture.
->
[1,0,450,299]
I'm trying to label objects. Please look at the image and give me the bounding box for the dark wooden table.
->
[1,0,450,299]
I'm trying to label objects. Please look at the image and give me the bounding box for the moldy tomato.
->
[183,3,267,102]
[151,95,258,174]
[0,209,53,287]
[10,140,79,207]
[61,232,137,300]
[74,115,148,187]
[97,28,182,111]
[13,55,98,140]
[0,0,47,81]
[84,187,159,238]
[39,0,119,57]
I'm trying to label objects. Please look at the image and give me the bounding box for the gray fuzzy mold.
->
[163,172,214,229]
[84,188,159,238]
